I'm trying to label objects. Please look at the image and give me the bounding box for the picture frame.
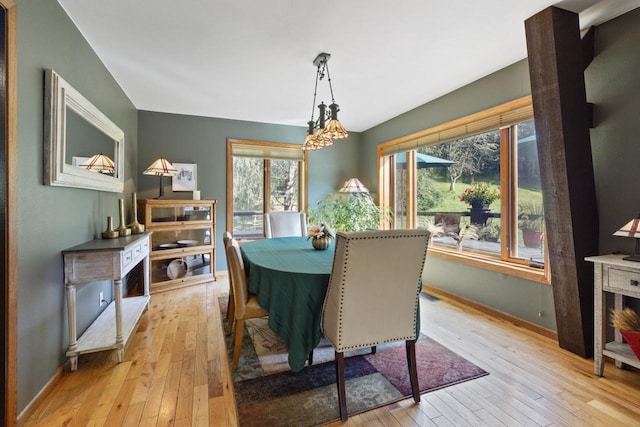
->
[172,163,197,191]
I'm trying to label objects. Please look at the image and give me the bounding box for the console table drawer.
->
[122,249,134,269]
[65,252,114,283]
[123,237,150,272]
[606,267,640,295]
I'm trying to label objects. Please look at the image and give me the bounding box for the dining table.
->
[240,236,335,372]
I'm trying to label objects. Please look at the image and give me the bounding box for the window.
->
[378,97,549,283]
[227,139,308,239]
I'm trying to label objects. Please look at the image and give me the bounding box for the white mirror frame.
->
[44,69,125,193]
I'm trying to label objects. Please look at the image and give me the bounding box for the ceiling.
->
[57,0,640,133]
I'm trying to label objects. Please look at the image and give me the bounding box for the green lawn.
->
[423,178,542,213]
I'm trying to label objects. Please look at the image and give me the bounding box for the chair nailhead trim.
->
[329,231,430,350]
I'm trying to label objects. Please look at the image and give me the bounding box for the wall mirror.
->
[44,69,125,192]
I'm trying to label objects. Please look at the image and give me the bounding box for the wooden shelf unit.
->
[139,199,216,293]
[587,254,640,376]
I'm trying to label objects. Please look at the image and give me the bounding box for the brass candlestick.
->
[102,216,119,239]
[128,192,145,234]
[116,198,131,236]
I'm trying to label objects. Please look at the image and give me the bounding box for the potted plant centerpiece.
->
[519,200,545,248]
[306,223,335,250]
[460,182,500,226]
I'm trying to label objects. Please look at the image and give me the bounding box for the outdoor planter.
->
[522,229,543,248]
[469,203,491,226]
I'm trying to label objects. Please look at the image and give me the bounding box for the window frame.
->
[226,138,308,240]
[377,97,550,284]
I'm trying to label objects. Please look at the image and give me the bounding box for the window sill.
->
[427,245,550,284]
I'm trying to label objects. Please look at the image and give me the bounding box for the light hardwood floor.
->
[22,276,640,426]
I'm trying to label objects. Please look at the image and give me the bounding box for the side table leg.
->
[66,283,78,372]
[143,253,150,310]
[594,265,605,376]
[114,278,124,363]
[614,293,624,369]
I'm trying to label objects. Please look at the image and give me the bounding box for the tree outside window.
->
[378,98,547,279]
[227,139,307,239]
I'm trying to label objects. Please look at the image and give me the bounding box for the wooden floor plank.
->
[190,384,209,426]
[121,401,144,427]
[87,361,132,423]
[104,377,138,426]
[139,373,167,420]
[21,276,640,427]
[587,399,640,426]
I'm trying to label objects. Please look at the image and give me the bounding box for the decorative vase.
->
[116,198,131,236]
[128,192,145,234]
[312,237,331,250]
[102,216,119,239]
[620,330,640,360]
[469,203,491,226]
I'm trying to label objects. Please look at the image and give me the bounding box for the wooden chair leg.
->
[308,349,314,366]
[225,297,235,336]
[371,345,377,354]
[335,351,348,421]
[226,291,234,320]
[406,340,420,403]
[232,319,245,370]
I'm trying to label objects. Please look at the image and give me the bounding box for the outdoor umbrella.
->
[394,152,455,169]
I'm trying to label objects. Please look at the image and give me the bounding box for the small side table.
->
[586,254,640,376]
[62,232,152,371]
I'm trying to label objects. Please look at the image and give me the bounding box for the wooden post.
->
[525,6,598,358]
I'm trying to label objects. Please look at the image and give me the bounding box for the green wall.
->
[359,8,640,333]
[360,60,558,329]
[586,7,640,255]
[587,8,640,320]
[15,0,138,413]
[14,0,640,418]
[137,111,362,271]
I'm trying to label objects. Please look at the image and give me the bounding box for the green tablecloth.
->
[240,237,334,372]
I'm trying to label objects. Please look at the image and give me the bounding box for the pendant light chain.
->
[324,62,336,104]
[309,64,321,123]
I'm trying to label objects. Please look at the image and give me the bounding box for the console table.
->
[586,254,640,376]
[62,232,152,371]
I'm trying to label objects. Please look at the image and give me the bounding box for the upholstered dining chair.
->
[321,229,430,421]
[222,231,235,335]
[264,211,307,238]
[226,238,269,369]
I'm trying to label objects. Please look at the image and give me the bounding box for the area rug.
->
[220,299,488,427]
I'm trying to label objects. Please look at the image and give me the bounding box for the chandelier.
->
[301,53,348,150]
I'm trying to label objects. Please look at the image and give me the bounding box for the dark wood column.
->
[525,6,598,358]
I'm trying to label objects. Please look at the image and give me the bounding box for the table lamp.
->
[79,153,115,174]
[143,158,178,198]
[613,214,640,261]
[338,178,369,193]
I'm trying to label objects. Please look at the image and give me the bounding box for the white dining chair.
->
[264,211,307,238]
[321,229,430,421]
